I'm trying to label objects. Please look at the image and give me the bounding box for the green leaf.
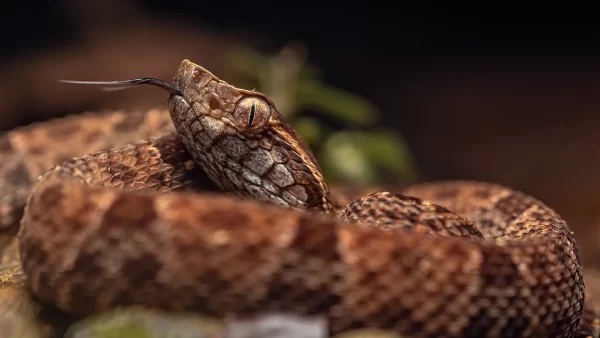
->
[320,132,376,184]
[292,117,325,146]
[320,130,416,185]
[297,80,380,127]
[358,130,417,181]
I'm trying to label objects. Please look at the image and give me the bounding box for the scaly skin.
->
[16,60,595,337]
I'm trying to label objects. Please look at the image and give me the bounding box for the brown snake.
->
[12,59,595,337]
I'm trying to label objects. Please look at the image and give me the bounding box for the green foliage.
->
[226,44,417,186]
[321,130,416,185]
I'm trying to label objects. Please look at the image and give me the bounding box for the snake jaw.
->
[168,60,334,212]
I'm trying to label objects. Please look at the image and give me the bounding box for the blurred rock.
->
[224,313,327,338]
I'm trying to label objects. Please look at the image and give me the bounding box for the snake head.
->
[169,59,333,213]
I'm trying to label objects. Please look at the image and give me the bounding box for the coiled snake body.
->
[16,60,589,337]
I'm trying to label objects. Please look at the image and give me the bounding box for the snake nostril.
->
[209,97,221,110]
[192,69,202,83]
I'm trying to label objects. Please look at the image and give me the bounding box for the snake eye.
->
[232,96,271,130]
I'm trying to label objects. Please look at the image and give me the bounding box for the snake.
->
[11,59,596,337]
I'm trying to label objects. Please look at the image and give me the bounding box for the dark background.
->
[1,2,600,267]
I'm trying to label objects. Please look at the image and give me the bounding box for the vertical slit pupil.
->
[248,102,256,127]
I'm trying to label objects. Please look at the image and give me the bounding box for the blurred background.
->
[1,2,600,269]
